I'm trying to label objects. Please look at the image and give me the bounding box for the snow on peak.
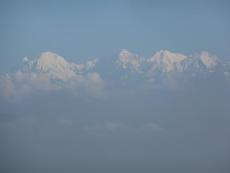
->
[117,49,221,75]
[117,49,144,72]
[119,49,132,57]
[23,57,29,62]
[21,52,99,81]
[149,50,187,63]
[33,52,76,81]
[147,50,187,72]
[199,51,218,69]
[0,52,104,99]
[37,52,69,70]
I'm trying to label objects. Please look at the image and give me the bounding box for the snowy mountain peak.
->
[199,51,218,69]
[117,49,144,72]
[33,52,75,81]
[150,50,187,63]
[21,52,98,81]
[0,52,104,98]
[37,52,70,71]
[119,49,133,57]
[148,50,187,72]
[116,49,221,76]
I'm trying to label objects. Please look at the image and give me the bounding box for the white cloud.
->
[82,122,126,134]
[57,119,73,127]
[104,122,123,131]
[142,122,163,132]
[81,121,164,134]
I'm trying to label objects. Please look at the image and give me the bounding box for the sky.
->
[0,1,230,173]
[1,0,230,73]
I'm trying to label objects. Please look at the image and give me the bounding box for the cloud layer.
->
[0,50,230,173]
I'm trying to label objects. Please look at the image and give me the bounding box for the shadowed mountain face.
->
[0,50,230,173]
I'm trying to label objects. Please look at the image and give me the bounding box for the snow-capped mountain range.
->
[0,52,104,99]
[0,49,229,99]
[115,49,230,87]
[117,49,219,74]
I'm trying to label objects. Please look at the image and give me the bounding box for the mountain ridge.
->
[0,49,229,99]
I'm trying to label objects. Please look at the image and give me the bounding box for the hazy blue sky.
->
[1,0,230,72]
[1,1,230,173]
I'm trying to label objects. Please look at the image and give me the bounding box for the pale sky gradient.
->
[1,1,230,173]
[1,0,230,73]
